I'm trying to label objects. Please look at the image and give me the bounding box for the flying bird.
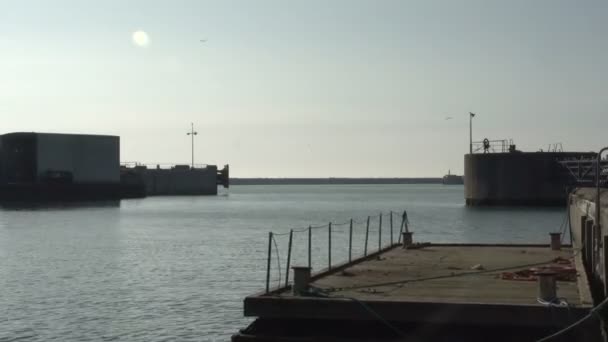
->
[200,39,207,43]
[445,116,453,120]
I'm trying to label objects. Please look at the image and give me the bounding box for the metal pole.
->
[469,112,475,154]
[308,226,312,269]
[397,212,405,244]
[191,123,194,168]
[348,219,353,263]
[397,210,407,243]
[187,122,198,169]
[328,223,332,270]
[265,232,273,294]
[364,216,370,256]
[378,213,382,252]
[596,147,608,230]
[285,229,293,287]
[390,212,394,245]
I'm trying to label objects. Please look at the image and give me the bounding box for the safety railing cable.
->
[264,209,409,293]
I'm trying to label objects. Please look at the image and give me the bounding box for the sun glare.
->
[132,30,150,47]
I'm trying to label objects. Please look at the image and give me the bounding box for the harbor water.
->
[0,184,565,342]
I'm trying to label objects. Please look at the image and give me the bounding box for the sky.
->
[1,0,607,177]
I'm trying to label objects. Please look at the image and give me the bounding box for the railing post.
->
[285,229,293,287]
[348,219,353,263]
[390,211,394,245]
[308,226,312,269]
[364,216,370,256]
[397,211,405,243]
[378,213,382,252]
[266,232,273,294]
[328,223,332,270]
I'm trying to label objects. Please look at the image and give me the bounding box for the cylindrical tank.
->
[465,152,595,206]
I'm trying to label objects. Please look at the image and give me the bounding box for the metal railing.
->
[264,210,410,294]
[558,157,608,186]
[472,139,514,154]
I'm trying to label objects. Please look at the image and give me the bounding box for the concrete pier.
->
[234,244,598,341]
[121,164,229,196]
[464,152,595,206]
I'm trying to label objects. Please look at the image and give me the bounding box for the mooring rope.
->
[536,296,608,341]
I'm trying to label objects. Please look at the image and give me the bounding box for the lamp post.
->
[187,123,198,169]
[469,112,476,154]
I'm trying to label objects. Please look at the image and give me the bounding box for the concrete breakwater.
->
[231,178,442,185]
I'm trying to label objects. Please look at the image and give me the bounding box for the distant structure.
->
[442,170,464,185]
[230,177,441,185]
[121,163,229,196]
[0,132,138,200]
[0,132,228,201]
[465,138,596,206]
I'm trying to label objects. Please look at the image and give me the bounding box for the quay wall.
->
[569,188,608,300]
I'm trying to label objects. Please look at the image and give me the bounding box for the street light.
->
[187,122,198,169]
[469,112,476,154]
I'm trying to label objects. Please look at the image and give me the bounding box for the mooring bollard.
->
[537,270,557,302]
[402,231,413,248]
[550,232,562,250]
[292,266,312,296]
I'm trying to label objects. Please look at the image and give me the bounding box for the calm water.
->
[0,184,566,341]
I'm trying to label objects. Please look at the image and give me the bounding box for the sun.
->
[132,30,150,47]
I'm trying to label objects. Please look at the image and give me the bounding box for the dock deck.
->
[311,245,586,305]
[237,244,598,341]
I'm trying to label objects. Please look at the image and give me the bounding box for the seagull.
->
[445,116,453,120]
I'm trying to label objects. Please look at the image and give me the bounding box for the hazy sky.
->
[2,0,607,177]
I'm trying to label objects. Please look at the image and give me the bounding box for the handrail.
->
[471,138,513,154]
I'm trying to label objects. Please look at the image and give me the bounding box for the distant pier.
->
[464,140,596,205]
[121,164,229,196]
